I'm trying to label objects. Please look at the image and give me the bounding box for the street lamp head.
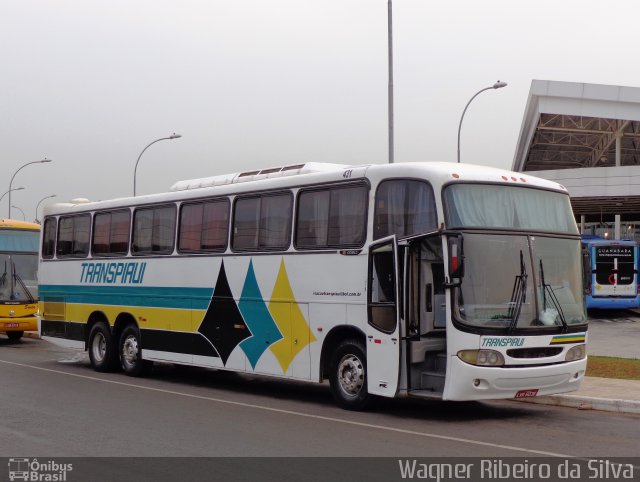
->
[14,187,25,192]
[457,81,508,163]
[169,133,182,139]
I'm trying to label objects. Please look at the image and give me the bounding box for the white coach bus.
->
[39,162,588,410]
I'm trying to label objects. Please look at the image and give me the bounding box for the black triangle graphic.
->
[198,260,251,365]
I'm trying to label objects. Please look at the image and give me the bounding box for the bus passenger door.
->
[366,236,400,397]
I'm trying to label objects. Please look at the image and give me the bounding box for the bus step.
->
[434,353,447,372]
[420,371,445,393]
[408,389,443,400]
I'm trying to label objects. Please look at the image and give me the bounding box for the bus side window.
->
[42,218,57,259]
[57,214,90,258]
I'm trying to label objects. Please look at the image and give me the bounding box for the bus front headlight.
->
[565,344,586,361]
[458,349,505,367]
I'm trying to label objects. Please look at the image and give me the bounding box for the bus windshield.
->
[454,233,587,330]
[0,253,39,300]
[444,184,579,234]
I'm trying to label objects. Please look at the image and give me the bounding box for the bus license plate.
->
[4,323,19,328]
[515,389,539,399]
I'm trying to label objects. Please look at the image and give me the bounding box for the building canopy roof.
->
[513,80,640,172]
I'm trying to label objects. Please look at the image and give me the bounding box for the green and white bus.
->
[39,162,587,409]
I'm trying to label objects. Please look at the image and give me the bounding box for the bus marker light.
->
[520,178,527,182]
[452,173,460,179]
[511,176,517,181]
[501,176,508,181]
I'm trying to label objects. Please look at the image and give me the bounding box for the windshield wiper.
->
[508,250,528,333]
[2,258,35,303]
[539,259,568,332]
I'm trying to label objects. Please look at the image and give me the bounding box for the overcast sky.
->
[2,0,640,221]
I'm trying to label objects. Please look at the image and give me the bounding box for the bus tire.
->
[88,323,118,372]
[6,331,23,341]
[119,325,152,377]
[329,339,373,411]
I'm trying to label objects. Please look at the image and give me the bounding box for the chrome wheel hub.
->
[122,335,139,368]
[337,354,364,397]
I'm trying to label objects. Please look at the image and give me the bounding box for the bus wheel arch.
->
[320,326,366,380]
[113,312,137,345]
[87,313,118,372]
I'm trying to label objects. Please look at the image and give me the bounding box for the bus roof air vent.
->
[170,162,352,191]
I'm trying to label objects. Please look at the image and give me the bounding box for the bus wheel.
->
[329,339,373,411]
[119,325,152,377]
[88,323,118,372]
[6,331,23,341]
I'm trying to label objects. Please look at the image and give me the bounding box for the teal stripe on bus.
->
[38,284,214,310]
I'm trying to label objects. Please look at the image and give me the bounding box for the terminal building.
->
[512,80,640,241]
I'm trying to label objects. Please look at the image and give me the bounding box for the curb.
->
[516,394,640,415]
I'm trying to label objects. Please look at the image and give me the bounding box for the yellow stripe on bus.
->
[63,303,206,332]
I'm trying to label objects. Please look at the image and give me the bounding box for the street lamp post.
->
[388,0,394,164]
[457,81,507,163]
[0,187,25,209]
[11,205,25,221]
[9,159,52,217]
[35,194,57,224]
[133,133,182,196]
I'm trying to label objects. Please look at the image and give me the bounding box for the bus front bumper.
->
[444,356,587,401]
[0,316,38,333]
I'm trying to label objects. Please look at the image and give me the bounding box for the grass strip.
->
[587,355,640,381]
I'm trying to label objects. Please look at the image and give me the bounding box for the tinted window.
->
[132,205,176,254]
[232,193,292,251]
[374,180,437,239]
[42,218,57,259]
[233,198,260,250]
[595,245,635,285]
[328,186,367,246]
[93,210,130,256]
[259,194,291,249]
[296,184,367,249]
[56,215,91,258]
[296,190,329,248]
[179,199,229,252]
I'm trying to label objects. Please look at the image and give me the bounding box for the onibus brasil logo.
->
[8,458,72,481]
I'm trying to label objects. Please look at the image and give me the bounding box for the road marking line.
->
[0,358,572,457]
